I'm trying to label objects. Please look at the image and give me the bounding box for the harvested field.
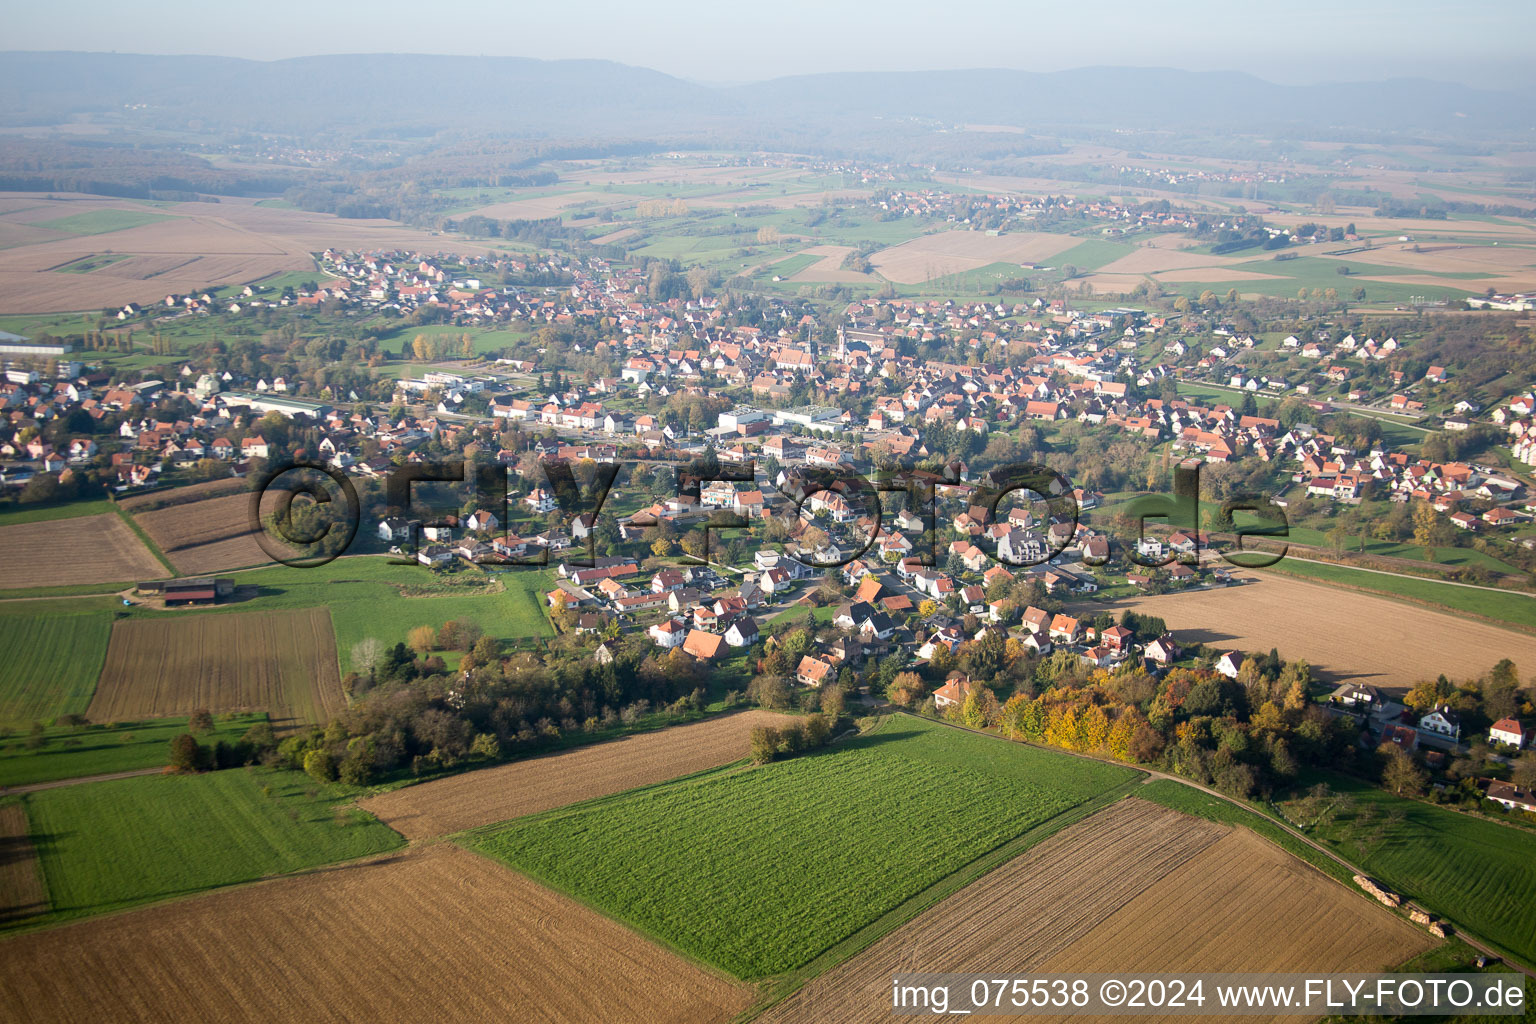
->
[0,194,499,313]
[0,844,750,1024]
[464,190,623,220]
[133,490,303,573]
[0,513,162,589]
[117,477,248,513]
[1080,572,1536,690]
[1097,246,1252,275]
[786,244,870,283]
[1029,829,1434,1019]
[761,801,1430,1024]
[361,709,795,839]
[757,800,1227,1023]
[0,805,46,924]
[870,230,1079,283]
[1156,267,1286,282]
[87,608,344,726]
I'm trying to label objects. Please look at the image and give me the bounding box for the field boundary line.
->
[110,502,176,577]
[736,776,1148,1023]
[912,712,1536,979]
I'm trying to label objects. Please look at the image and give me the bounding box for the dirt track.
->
[360,710,795,839]
[0,845,750,1024]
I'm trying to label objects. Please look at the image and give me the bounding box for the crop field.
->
[1296,770,1536,964]
[0,611,111,724]
[17,767,403,926]
[785,244,870,283]
[0,844,749,1024]
[115,477,249,512]
[1033,826,1433,977]
[0,194,501,313]
[1086,571,1536,689]
[132,492,289,574]
[757,800,1226,1022]
[467,716,1138,978]
[87,608,345,726]
[0,804,46,924]
[761,799,1430,1023]
[360,709,800,839]
[869,230,1080,283]
[0,513,162,589]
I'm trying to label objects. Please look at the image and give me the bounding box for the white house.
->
[1418,705,1461,740]
[1490,717,1527,749]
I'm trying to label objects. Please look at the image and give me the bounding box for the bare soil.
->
[0,845,751,1024]
[360,709,796,839]
[0,514,162,589]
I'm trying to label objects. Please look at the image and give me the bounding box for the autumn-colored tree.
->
[188,708,214,734]
[168,733,205,772]
[407,625,437,654]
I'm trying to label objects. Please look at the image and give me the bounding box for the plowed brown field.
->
[1026,829,1433,1023]
[0,805,46,924]
[757,800,1226,1024]
[0,514,162,589]
[133,491,301,573]
[760,799,1431,1024]
[869,230,1079,283]
[0,845,750,1024]
[87,608,344,726]
[360,709,796,838]
[1081,572,1536,690]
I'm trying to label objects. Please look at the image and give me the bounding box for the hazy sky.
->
[9,0,1532,88]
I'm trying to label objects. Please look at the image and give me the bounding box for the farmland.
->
[0,513,162,589]
[868,230,1080,284]
[132,492,287,574]
[0,804,45,924]
[0,194,502,313]
[0,714,266,788]
[87,608,345,726]
[0,845,750,1024]
[222,557,556,673]
[1035,825,1432,973]
[360,709,799,839]
[17,767,402,926]
[1292,770,1536,965]
[1083,571,1536,689]
[759,799,1430,1023]
[0,611,111,724]
[467,716,1138,978]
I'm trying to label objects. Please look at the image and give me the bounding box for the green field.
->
[0,498,117,527]
[1292,771,1536,965]
[18,767,403,927]
[35,209,174,236]
[212,557,554,671]
[467,715,1138,978]
[0,714,266,787]
[0,612,111,724]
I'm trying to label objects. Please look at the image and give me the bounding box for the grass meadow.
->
[467,715,1138,978]
[0,611,112,724]
[18,767,402,928]
[1292,771,1536,965]
[0,714,268,787]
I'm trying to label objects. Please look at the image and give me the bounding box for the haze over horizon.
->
[10,0,1534,91]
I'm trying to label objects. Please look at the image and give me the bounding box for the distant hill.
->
[0,52,1529,139]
